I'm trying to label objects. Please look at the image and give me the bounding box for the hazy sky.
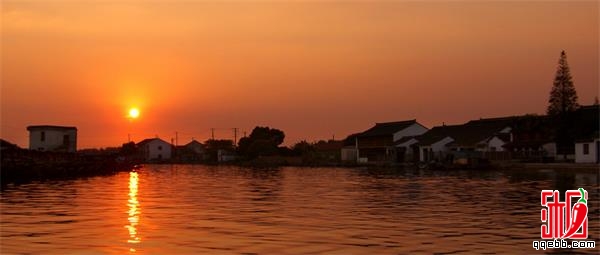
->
[1,1,598,148]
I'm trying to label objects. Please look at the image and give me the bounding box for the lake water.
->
[1,165,599,254]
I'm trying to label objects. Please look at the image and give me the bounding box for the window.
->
[41,131,45,142]
[583,143,589,155]
[158,146,162,151]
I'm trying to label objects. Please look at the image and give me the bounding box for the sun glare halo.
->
[129,108,140,119]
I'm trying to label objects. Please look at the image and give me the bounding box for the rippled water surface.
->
[1,165,599,254]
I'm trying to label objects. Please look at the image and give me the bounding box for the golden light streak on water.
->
[125,172,141,250]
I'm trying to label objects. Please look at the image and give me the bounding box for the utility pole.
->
[175,132,178,147]
[211,128,215,140]
[128,133,131,142]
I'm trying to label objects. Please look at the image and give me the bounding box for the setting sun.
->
[128,108,140,119]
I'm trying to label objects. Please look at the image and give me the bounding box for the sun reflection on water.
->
[125,172,141,252]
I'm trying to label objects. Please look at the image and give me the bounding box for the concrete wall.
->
[29,129,77,152]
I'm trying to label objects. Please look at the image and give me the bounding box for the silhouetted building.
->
[137,138,172,161]
[1,139,20,152]
[575,138,599,163]
[354,120,428,163]
[27,125,77,152]
[176,139,207,162]
[503,115,556,161]
[573,105,600,163]
[416,117,514,162]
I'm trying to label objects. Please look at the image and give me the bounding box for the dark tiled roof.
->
[358,120,417,137]
[137,138,170,146]
[416,117,515,147]
[415,125,460,146]
[27,125,77,131]
[185,140,204,147]
[342,133,361,146]
[0,139,20,149]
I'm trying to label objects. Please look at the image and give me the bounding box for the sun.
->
[128,108,140,119]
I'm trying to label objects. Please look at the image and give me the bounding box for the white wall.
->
[143,139,172,160]
[575,140,598,163]
[431,137,454,152]
[393,123,428,142]
[29,129,77,152]
[419,136,454,161]
[396,138,418,148]
[486,136,506,152]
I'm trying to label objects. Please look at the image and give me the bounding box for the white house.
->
[419,136,455,162]
[395,137,420,162]
[137,138,172,161]
[176,140,207,162]
[354,120,428,163]
[575,139,599,163]
[27,125,77,152]
[392,122,429,142]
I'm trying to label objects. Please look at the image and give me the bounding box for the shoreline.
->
[2,157,597,186]
[145,160,600,172]
[494,162,599,172]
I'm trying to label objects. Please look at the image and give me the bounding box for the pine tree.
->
[547,50,579,115]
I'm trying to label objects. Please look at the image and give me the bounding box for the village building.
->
[354,120,428,163]
[502,115,555,161]
[1,139,20,152]
[575,138,599,163]
[415,125,456,162]
[175,139,207,162]
[416,117,515,162]
[341,133,360,162]
[572,105,599,163]
[27,125,77,152]
[394,136,421,162]
[137,138,172,161]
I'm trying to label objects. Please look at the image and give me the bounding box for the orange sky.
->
[1,1,598,149]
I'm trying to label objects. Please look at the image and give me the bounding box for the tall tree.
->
[237,126,285,158]
[547,50,579,116]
